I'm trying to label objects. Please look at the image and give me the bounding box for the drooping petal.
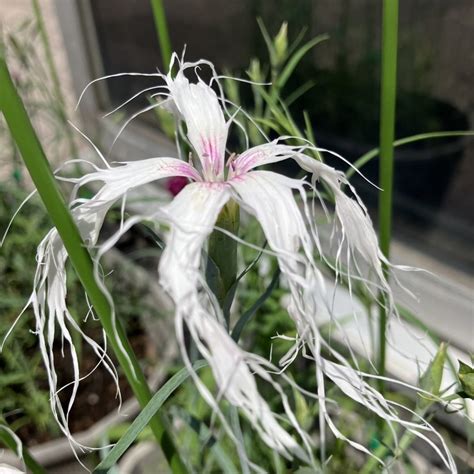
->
[166,68,228,180]
[158,182,311,465]
[230,142,298,176]
[73,157,201,203]
[28,157,199,450]
[231,142,392,309]
[229,170,453,467]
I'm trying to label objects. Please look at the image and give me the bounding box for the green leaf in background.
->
[275,34,329,90]
[292,378,312,431]
[173,408,239,474]
[231,268,280,343]
[457,359,474,399]
[256,18,276,68]
[346,131,474,180]
[94,360,207,474]
[417,342,447,410]
[0,421,46,474]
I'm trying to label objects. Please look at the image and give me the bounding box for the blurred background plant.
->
[0,182,168,450]
[0,186,56,437]
[0,0,78,187]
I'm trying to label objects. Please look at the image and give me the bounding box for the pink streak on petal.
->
[201,138,222,175]
[170,163,201,181]
[232,150,263,176]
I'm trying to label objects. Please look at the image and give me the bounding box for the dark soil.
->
[16,317,156,447]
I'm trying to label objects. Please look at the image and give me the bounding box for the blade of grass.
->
[0,57,187,474]
[377,0,398,398]
[174,408,239,474]
[256,18,276,67]
[94,360,207,474]
[150,0,172,70]
[222,241,267,324]
[275,34,329,91]
[346,131,474,180]
[231,268,280,343]
[285,79,316,107]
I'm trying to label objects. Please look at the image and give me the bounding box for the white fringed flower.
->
[24,54,455,471]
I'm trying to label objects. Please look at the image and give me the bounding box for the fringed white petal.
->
[229,170,454,469]
[230,170,333,456]
[232,142,392,309]
[28,157,199,452]
[166,68,228,180]
[158,182,311,466]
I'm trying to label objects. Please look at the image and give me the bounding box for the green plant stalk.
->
[377,0,398,397]
[361,427,418,474]
[0,57,187,474]
[94,360,207,473]
[0,424,46,474]
[150,0,172,71]
[31,0,79,161]
[206,200,240,324]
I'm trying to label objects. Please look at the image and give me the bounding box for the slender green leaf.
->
[94,361,207,473]
[285,79,316,107]
[276,34,329,90]
[0,423,46,474]
[286,26,308,58]
[150,0,172,70]
[346,131,474,179]
[174,408,239,474]
[222,241,267,322]
[232,268,280,342]
[417,343,447,410]
[256,18,276,66]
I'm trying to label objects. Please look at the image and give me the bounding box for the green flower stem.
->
[206,200,240,322]
[361,427,416,474]
[377,0,398,397]
[150,0,172,71]
[0,57,187,474]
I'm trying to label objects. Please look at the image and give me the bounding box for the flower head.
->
[24,54,455,471]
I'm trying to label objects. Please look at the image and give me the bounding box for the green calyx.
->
[206,200,240,315]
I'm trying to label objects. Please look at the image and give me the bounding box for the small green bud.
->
[457,359,474,399]
[273,22,288,66]
[247,58,263,83]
